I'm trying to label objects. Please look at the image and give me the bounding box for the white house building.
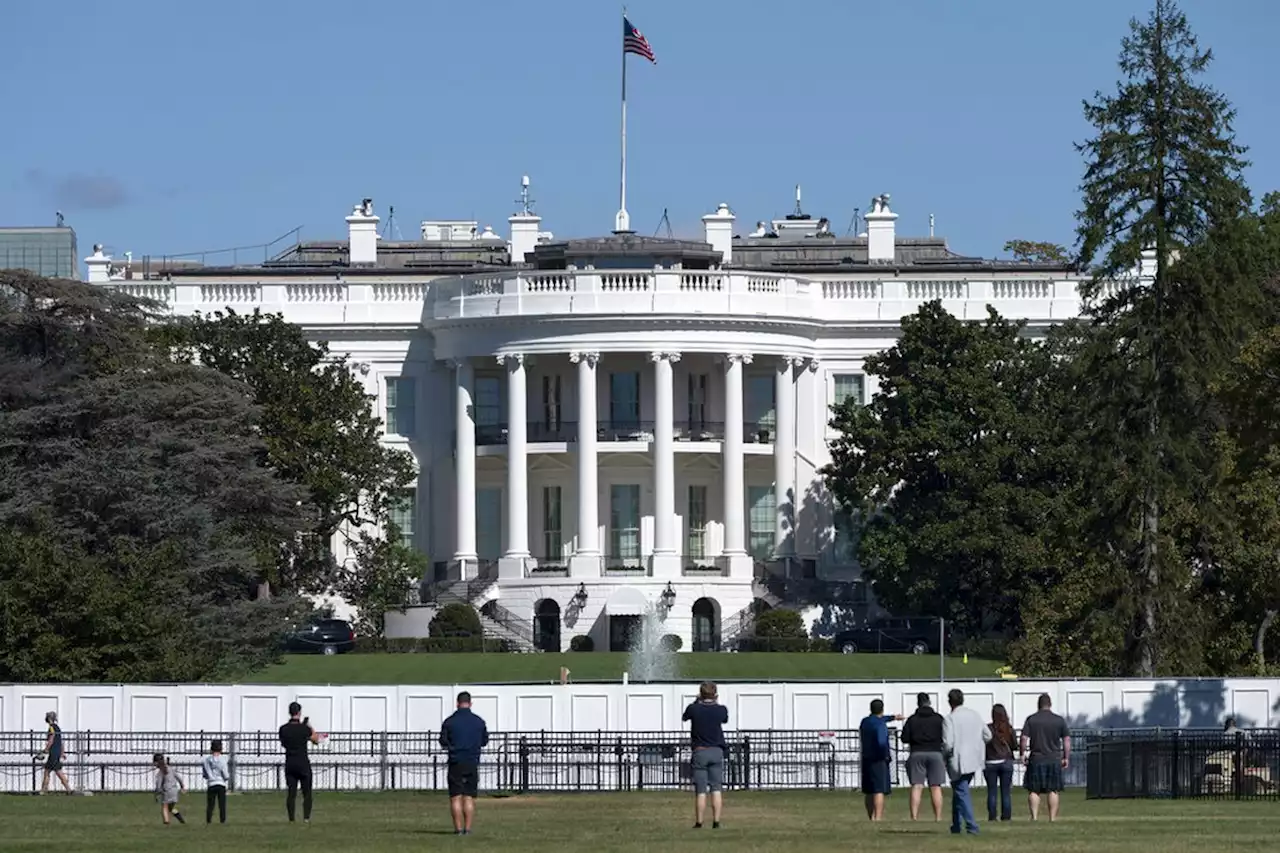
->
[86,185,1109,654]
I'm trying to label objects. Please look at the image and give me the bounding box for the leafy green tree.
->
[152,310,416,600]
[824,301,1074,640]
[334,523,429,640]
[1003,239,1069,263]
[0,272,309,681]
[1069,0,1255,676]
[753,608,805,640]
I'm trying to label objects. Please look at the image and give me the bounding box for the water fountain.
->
[627,606,677,683]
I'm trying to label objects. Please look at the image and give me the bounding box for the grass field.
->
[2,790,1272,853]
[242,652,1004,684]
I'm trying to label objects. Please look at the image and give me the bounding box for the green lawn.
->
[1,790,1271,853]
[242,652,1004,684]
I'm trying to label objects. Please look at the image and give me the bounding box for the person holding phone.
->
[279,701,321,823]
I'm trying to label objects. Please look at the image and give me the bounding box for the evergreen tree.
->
[1070,0,1254,675]
[0,272,309,681]
[152,310,417,601]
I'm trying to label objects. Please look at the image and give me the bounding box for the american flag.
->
[623,17,656,63]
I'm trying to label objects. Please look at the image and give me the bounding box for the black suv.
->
[831,617,949,655]
[284,618,357,655]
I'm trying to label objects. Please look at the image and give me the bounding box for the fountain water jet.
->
[627,607,677,683]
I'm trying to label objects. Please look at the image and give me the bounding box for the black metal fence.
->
[1086,730,1280,801]
[0,727,1140,795]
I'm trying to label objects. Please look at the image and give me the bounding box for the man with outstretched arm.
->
[440,691,489,836]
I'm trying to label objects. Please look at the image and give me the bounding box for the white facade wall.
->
[3,678,1275,734]
[95,206,1146,650]
[103,274,1099,648]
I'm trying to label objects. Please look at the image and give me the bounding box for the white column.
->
[500,354,529,576]
[570,351,601,577]
[650,351,681,577]
[722,354,753,578]
[774,356,799,558]
[452,359,477,568]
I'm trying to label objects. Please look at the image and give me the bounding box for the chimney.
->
[85,244,111,283]
[864,193,897,263]
[508,175,541,265]
[701,203,736,265]
[346,198,380,265]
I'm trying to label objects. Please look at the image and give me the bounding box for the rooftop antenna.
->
[516,175,535,215]
[844,207,861,237]
[794,184,803,216]
[929,213,935,238]
[654,208,674,238]
[381,205,405,241]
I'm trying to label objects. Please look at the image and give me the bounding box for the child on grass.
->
[152,753,186,825]
[201,739,230,824]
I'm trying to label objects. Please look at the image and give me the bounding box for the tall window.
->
[543,486,563,559]
[609,484,641,563]
[833,374,865,408]
[746,374,775,436]
[474,375,503,427]
[386,377,416,437]
[542,374,562,430]
[477,488,502,561]
[609,372,640,428]
[388,489,416,549]
[832,505,858,564]
[687,485,707,559]
[747,486,775,560]
[687,373,708,426]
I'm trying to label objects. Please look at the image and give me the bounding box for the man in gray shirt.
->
[1019,693,1071,822]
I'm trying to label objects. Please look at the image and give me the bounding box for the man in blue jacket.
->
[859,699,900,821]
[439,691,489,835]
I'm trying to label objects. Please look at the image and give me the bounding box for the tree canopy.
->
[152,310,416,600]
[0,273,309,681]
[824,302,1078,639]
[822,2,1280,677]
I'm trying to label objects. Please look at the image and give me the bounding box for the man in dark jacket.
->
[440,691,489,835]
[900,692,946,821]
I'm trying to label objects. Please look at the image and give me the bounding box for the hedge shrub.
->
[429,603,483,639]
[569,634,595,652]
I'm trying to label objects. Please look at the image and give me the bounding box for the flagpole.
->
[616,6,630,233]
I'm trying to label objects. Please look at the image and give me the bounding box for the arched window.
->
[534,599,561,652]
[692,598,720,652]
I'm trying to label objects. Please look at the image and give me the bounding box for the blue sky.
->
[2,0,1276,266]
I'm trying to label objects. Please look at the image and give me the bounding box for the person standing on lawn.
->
[201,739,230,824]
[984,704,1017,822]
[858,699,901,821]
[279,702,321,823]
[440,691,489,836]
[1020,693,1071,822]
[942,689,991,836]
[900,692,946,821]
[683,681,729,830]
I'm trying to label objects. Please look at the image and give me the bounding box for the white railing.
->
[103,270,1096,327]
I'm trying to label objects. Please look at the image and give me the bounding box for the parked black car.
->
[284,618,357,655]
[831,617,950,655]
